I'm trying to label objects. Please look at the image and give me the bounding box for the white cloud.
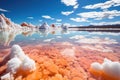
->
[27,17,34,19]
[83,0,120,10]
[61,11,74,16]
[53,22,62,25]
[42,15,54,20]
[38,20,42,22]
[64,23,71,26]
[90,21,120,25]
[56,19,62,22]
[61,0,79,15]
[70,17,88,22]
[73,4,79,9]
[0,8,9,12]
[61,0,78,6]
[77,10,120,20]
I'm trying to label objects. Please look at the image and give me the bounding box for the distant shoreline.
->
[68,27,120,32]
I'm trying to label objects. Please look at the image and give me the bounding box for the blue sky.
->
[0,0,120,26]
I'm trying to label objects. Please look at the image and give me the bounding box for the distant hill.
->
[69,24,120,28]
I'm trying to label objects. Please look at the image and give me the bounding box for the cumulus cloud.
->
[38,20,42,22]
[0,8,9,12]
[61,0,79,16]
[27,17,34,19]
[77,10,120,20]
[61,0,78,6]
[70,17,88,22]
[83,0,120,10]
[56,19,62,22]
[53,22,62,25]
[90,58,120,79]
[63,23,72,27]
[61,11,74,16]
[73,4,79,9]
[42,15,54,20]
[90,21,120,25]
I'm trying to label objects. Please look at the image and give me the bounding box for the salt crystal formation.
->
[1,72,14,80]
[1,44,36,80]
[0,14,21,29]
[7,57,22,74]
[90,58,120,80]
[39,22,50,29]
[10,45,25,61]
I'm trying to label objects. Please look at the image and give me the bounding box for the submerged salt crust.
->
[90,58,120,80]
[1,44,36,80]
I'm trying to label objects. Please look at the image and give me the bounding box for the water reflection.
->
[0,29,69,46]
[0,29,120,50]
[0,30,21,46]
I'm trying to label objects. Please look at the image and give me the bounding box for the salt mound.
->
[91,62,102,71]
[90,58,120,80]
[21,56,36,72]
[1,73,14,80]
[102,60,120,78]
[1,44,36,80]
[10,44,25,61]
[39,22,49,29]
[7,57,22,74]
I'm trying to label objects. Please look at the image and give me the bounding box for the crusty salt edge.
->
[90,58,120,79]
